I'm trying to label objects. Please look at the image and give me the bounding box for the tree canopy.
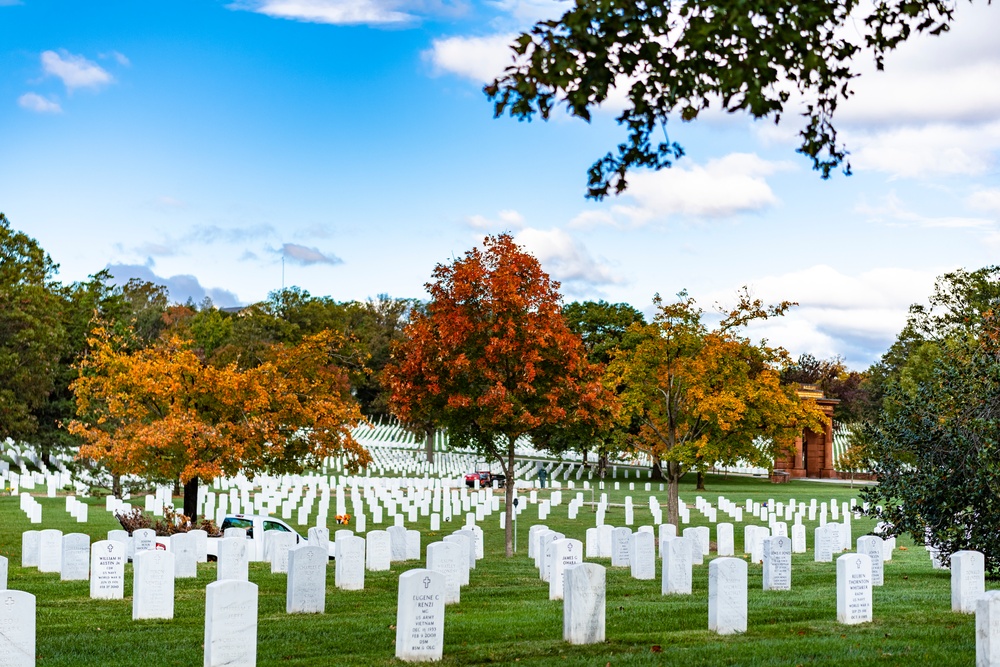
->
[69,327,371,518]
[861,266,1000,574]
[486,0,965,198]
[609,290,825,524]
[0,214,65,444]
[385,234,610,556]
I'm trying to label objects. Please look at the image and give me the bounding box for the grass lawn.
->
[0,473,980,666]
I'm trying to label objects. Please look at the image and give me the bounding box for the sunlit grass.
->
[0,473,979,666]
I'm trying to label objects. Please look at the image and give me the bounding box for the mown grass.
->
[0,473,980,666]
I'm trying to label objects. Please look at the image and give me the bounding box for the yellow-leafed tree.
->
[608,290,825,525]
[69,327,370,518]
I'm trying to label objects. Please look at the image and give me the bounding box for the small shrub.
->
[116,505,221,536]
[115,507,151,533]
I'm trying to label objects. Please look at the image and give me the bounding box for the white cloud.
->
[464,209,524,230]
[856,191,997,230]
[514,227,621,292]
[847,122,1000,179]
[426,33,517,82]
[17,92,61,114]
[839,2,1000,128]
[102,51,130,66]
[711,265,942,367]
[968,188,1000,215]
[584,153,787,226]
[41,50,113,91]
[230,0,415,25]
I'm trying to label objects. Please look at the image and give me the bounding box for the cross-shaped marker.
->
[423,576,431,589]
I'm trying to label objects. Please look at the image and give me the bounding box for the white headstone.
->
[836,553,872,625]
[682,527,705,565]
[60,533,90,581]
[218,537,250,581]
[189,529,209,563]
[0,555,6,590]
[90,540,126,599]
[762,536,791,591]
[366,530,392,571]
[791,524,807,553]
[658,524,677,557]
[0,589,34,667]
[856,535,884,586]
[287,545,328,613]
[977,590,1000,666]
[269,532,296,574]
[662,536,693,595]
[528,525,548,559]
[388,526,408,562]
[814,525,834,562]
[205,580,258,667]
[442,534,471,586]
[454,529,476,570]
[610,527,631,567]
[716,523,734,557]
[629,531,656,580]
[597,525,613,558]
[133,549,175,620]
[406,530,421,561]
[952,550,986,614]
[426,541,462,605]
[133,528,157,553]
[585,528,598,558]
[21,531,39,568]
[336,535,366,591]
[708,557,747,634]
[171,532,198,579]
[563,563,605,645]
[396,569,446,662]
[549,538,583,600]
[37,528,62,573]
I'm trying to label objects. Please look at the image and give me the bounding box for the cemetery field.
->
[0,474,980,666]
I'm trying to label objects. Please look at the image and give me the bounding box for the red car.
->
[464,470,506,488]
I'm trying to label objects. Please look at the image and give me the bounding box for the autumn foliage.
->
[70,327,370,516]
[385,234,609,556]
[609,291,825,525]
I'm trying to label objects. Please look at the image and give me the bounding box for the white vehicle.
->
[206,514,330,561]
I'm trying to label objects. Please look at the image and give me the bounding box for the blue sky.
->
[2,0,999,369]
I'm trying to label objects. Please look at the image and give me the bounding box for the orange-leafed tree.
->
[69,327,370,519]
[608,290,825,525]
[385,234,610,556]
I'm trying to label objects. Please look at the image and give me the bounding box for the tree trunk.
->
[183,477,199,522]
[696,470,705,490]
[598,452,608,479]
[112,473,122,499]
[173,477,181,497]
[650,454,664,481]
[667,461,681,526]
[582,449,589,468]
[424,427,435,464]
[503,436,516,557]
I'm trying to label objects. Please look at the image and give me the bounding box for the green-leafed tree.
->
[862,266,1000,574]
[487,0,966,198]
[0,214,66,448]
[534,300,646,473]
